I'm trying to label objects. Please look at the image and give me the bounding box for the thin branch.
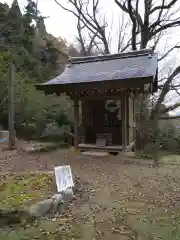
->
[171,85,180,97]
[149,0,165,33]
[151,32,162,52]
[160,102,180,114]
[76,15,87,55]
[54,0,79,18]
[150,0,178,14]
[120,38,132,52]
[158,44,180,61]
[117,14,131,53]
[151,65,180,119]
[54,0,98,36]
[114,0,143,26]
[87,32,99,55]
[55,0,110,54]
[158,84,180,90]
[150,20,180,37]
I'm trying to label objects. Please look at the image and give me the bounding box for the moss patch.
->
[0,173,53,210]
[0,173,82,239]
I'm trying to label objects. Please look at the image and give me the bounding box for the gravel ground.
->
[1,141,180,239]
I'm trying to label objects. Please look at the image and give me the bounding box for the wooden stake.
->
[8,64,15,150]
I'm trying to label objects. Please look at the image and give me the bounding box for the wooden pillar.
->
[74,99,79,147]
[81,100,87,143]
[121,97,127,152]
[128,97,134,144]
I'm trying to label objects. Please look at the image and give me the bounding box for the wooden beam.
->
[38,76,153,94]
[40,76,153,96]
[121,97,127,152]
[70,91,137,100]
[73,100,79,147]
[128,97,134,146]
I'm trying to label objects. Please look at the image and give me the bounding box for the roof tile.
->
[38,49,158,88]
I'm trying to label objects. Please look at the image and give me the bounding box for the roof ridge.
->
[69,49,154,64]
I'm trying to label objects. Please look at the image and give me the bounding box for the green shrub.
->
[142,124,180,164]
[40,122,71,142]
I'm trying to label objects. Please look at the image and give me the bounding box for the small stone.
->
[52,193,64,211]
[112,228,121,233]
[61,188,75,202]
[52,193,64,204]
[25,147,37,153]
[28,199,53,217]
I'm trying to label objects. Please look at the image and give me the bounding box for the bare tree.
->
[75,12,100,56]
[54,0,110,54]
[114,0,180,120]
[54,0,131,55]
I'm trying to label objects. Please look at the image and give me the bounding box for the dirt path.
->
[1,143,180,239]
[71,158,180,239]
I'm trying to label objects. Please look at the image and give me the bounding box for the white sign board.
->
[54,165,74,192]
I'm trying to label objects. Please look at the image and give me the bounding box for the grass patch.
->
[0,173,53,209]
[26,142,69,153]
[131,211,180,240]
[136,150,180,164]
[0,173,82,239]
[113,197,180,239]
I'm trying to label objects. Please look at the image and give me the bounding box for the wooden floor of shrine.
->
[77,142,135,152]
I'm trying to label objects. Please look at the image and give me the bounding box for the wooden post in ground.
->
[121,97,127,152]
[8,64,16,150]
[74,99,79,147]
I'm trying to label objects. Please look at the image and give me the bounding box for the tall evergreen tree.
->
[5,0,23,46]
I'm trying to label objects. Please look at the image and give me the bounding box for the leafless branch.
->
[159,84,180,90]
[150,0,178,15]
[114,0,143,26]
[151,32,162,52]
[114,0,180,121]
[171,85,180,98]
[150,21,180,38]
[55,0,110,54]
[120,38,131,52]
[117,14,131,53]
[76,15,87,55]
[160,102,180,114]
[151,65,180,119]
[158,44,180,61]
[127,0,137,50]
[87,32,99,55]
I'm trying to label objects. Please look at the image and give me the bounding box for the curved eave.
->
[36,75,157,96]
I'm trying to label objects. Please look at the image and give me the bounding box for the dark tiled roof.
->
[37,49,157,88]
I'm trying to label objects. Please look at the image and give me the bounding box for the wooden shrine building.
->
[36,49,158,153]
